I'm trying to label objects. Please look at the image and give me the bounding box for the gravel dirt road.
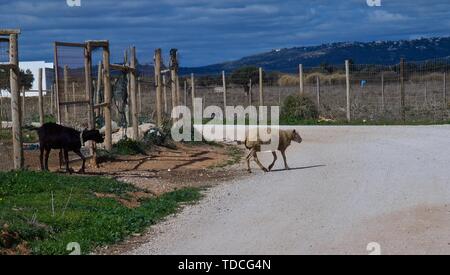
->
[128,126,450,255]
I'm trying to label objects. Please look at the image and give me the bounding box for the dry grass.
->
[278,73,346,86]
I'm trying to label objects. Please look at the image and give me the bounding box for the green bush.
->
[113,138,147,156]
[281,95,319,122]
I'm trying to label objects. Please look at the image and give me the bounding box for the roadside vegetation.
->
[0,171,202,255]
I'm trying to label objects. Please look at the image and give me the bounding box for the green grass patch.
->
[0,171,202,255]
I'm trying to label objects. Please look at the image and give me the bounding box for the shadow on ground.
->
[270,164,326,173]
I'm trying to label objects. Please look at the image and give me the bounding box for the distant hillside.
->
[179,37,450,75]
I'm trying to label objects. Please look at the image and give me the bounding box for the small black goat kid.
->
[37,123,104,173]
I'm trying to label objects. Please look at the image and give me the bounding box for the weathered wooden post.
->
[259,67,264,106]
[103,43,112,151]
[381,71,385,112]
[163,74,168,114]
[51,84,55,115]
[9,31,24,169]
[63,65,69,124]
[85,43,97,167]
[130,46,139,140]
[400,58,406,121]
[425,79,428,105]
[0,93,3,131]
[443,72,447,109]
[84,45,94,131]
[299,64,304,95]
[316,75,321,110]
[138,77,142,115]
[248,79,252,106]
[176,75,181,107]
[170,49,179,111]
[95,60,103,117]
[154,48,163,126]
[191,73,195,110]
[72,82,76,115]
[184,80,187,106]
[38,68,45,126]
[345,60,351,122]
[222,71,227,110]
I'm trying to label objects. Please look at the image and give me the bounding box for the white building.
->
[0,61,54,97]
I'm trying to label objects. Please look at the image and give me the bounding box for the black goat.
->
[36,123,104,173]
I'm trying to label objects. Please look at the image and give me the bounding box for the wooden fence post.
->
[50,84,54,115]
[38,68,44,125]
[85,43,97,167]
[191,73,196,111]
[444,72,447,109]
[72,82,77,115]
[10,32,23,169]
[381,71,385,112]
[0,93,3,131]
[176,75,181,107]
[316,76,321,109]
[259,67,264,106]
[138,78,142,115]
[222,71,227,110]
[63,65,69,124]
[163,74,168,114]
[425,80,428,105]
[299,64,304,95]
[184,80,187,106]
[248,79,252,106]
[400,58,406,121]
[21,87,25,125]
[95,60,103,117]
[154,49,163,126]
[170,49,179,113]
[130,46,139,140]
[103,44,112,151]
[345,60,351,122]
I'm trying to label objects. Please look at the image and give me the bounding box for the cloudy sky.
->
[1,0,450,66]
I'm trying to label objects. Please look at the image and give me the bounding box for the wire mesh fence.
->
[55,43,90,129]
[170,57,450,123]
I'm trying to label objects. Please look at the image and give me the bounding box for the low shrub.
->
[281,95,319,122]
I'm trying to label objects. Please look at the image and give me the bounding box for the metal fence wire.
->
[173,57,450,123]
[55,43,90,129]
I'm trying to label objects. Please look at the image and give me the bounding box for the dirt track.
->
[128,126,450,255]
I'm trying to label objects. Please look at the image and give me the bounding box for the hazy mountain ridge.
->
[179,37,450,75]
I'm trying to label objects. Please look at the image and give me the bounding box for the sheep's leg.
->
[281,150,290,170]
[252,151,268,172]
[44,148,51,171]
[246,149,254,173]
[74,149,86,174]
[268,151,278,171]
[63,149,73,174]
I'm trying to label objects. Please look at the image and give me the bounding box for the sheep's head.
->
[292,129,303,144]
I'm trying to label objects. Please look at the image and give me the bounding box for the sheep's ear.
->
[293,129,296,134]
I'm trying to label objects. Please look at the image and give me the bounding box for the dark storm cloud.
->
[1,0,449,66]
